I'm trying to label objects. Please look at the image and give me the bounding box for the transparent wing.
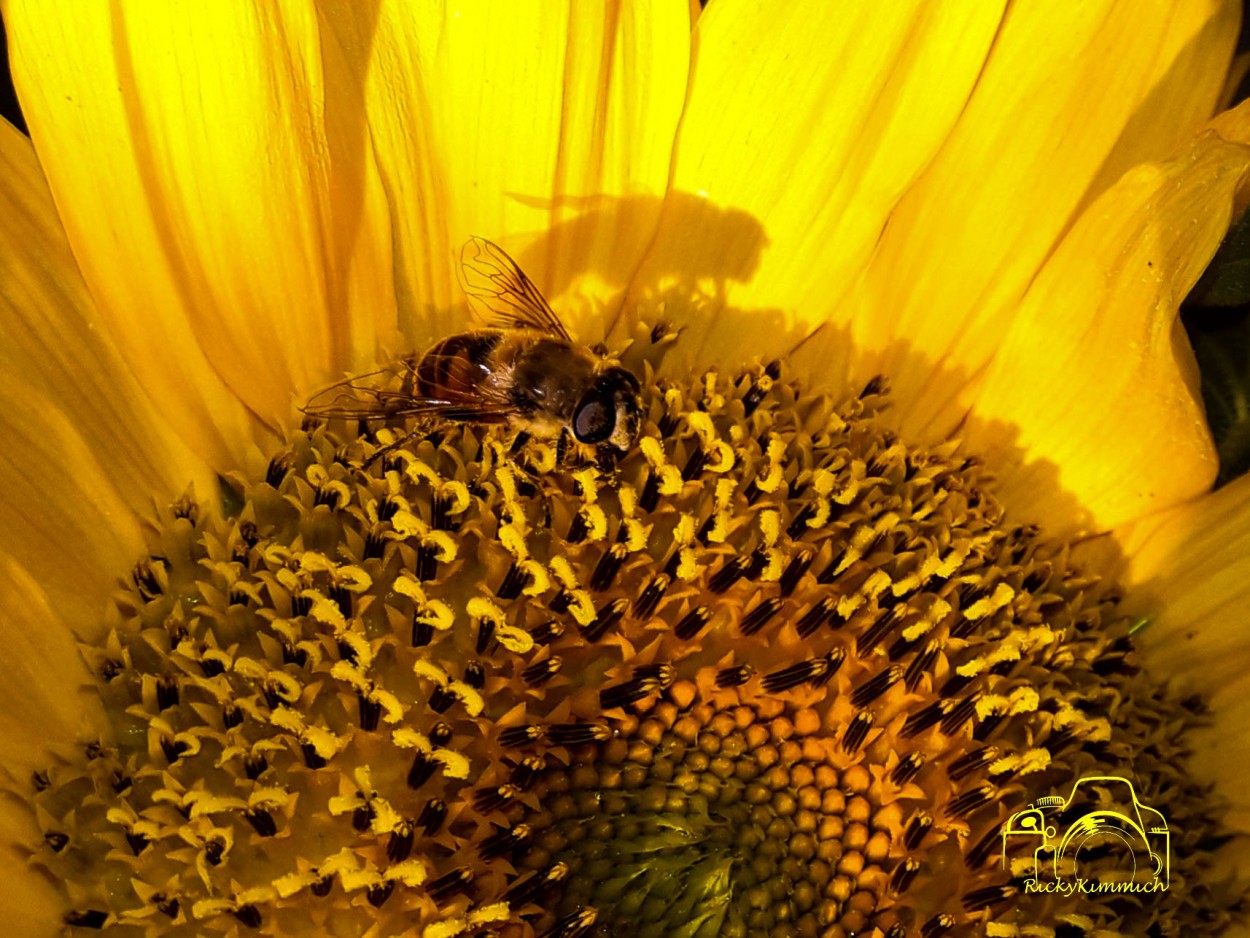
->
[301,362,421,420]
[301,355,516,423]
[459,236,572,341]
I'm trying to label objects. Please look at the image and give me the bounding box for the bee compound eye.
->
[573,393,615,444]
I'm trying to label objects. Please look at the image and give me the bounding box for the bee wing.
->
[459,237,573,342]
[301,355,517,424]
[301,362,423,420]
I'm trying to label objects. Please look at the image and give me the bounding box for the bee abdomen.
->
[416,332,504,402]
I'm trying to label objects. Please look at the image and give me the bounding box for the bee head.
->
[572,366,642,452]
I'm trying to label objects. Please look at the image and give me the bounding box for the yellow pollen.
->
[640,435,683,495]
[23,364,1241,937]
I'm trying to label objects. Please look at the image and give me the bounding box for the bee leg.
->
[555,428,571,466]
[510,436,546,488]
[398,355,420,396]
[595,444,619,474]
[361,428,422,470]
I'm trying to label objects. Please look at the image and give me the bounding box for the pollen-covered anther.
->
[599,664,674,710]
[681,410,737,480]
[632,572,671,619]
[579,596,628,643]
[638,436,683,512]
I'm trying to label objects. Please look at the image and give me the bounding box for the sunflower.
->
[2,1,1250,936]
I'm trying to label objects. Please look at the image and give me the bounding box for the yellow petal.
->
[1117,472,1250,832]
[1120,472,1250,688]
[319,0,691,345]
[0,557,108,778]
[0,122,215,504]
[0,119,225,641]
[1190,714,1250,835]
[0,807,65,936]
[836,0,1238,436]
[4,1,397,429]
[0,559,98,929]
[0,383,148,639]
[962,113,1250,534]
[620,0,1006,372]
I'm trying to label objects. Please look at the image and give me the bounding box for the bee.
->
[303,238,642,465]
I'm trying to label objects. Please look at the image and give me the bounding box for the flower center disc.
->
[29,364,1236,936]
